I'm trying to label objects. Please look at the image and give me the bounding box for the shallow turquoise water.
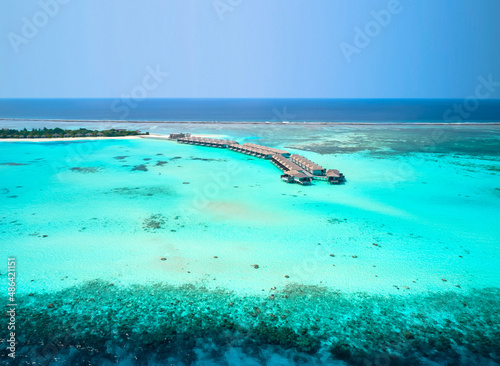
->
[1,124,499,365]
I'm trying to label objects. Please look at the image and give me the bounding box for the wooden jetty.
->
[228,143,289,159]
[241,143,291,158]
[171,134,345,186]
[177,136,238,148]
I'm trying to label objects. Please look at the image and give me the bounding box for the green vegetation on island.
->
[0,127,149,139]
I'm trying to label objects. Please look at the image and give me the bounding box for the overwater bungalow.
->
[281,170,312,185]
[326,169,346,184]
[243,143,290,158]
[271,154,304,172]
[228,144,274,159]
[171,132,346,187]
[290,154,326,175]
[177,136,238,148]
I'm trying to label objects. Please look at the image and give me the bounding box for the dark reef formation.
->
[1,282,498,365]
[70,167,100,174]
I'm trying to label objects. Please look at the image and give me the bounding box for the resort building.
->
[75,133,83,137]
[271,154,304,172]
[270,154,314,185]
[290,154,326,175]
[281,170,312,185]
[169,133,191,139]
[177,136,238,148]
[64,134,72,138]
[326,169,346,184]
[97,132,104,137]
[243,143,290,158]
[228,144,275,159]
[85,133,94,137]
[41,135,47,138]
[52,134,60,138]
[172,134,345,186]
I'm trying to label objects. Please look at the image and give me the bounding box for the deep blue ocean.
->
[1,98,499,122]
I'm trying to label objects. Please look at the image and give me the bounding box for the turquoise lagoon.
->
[0,123,499,365]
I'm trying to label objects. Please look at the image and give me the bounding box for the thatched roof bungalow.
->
[290,154,326,176]
[281,170,312,185]
[228,144,274,159]
[177,136,238,148]
[243,143,290,158]
[326,169,346,184]
[271,154,304,172]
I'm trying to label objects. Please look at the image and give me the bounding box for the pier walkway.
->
[170,134,345,185]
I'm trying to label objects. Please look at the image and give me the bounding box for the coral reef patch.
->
[2,282,498,365]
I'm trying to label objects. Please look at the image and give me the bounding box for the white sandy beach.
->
[0,133,226,143]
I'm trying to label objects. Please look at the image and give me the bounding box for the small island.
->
[0,127,148,139]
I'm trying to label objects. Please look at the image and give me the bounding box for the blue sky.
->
[1,0,499,98]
